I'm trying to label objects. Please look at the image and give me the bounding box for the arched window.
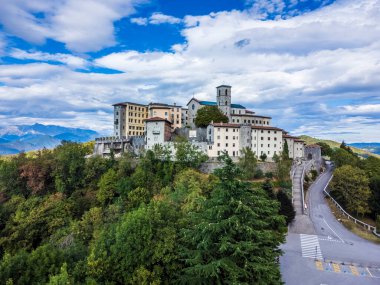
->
[192,104,195,110]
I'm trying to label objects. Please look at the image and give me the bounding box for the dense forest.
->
[0,141,291,284]
[325,142,380,228]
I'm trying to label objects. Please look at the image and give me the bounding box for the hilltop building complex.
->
[95,85,306,160]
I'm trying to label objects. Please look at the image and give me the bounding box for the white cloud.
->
[149,12,182,25]
[9,49,89,69]
[130,17,148,26]
[0,0,147,52]
[1,0,380,142]
[130,13,182,26]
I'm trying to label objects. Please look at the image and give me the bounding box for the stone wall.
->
[200,158,277,174]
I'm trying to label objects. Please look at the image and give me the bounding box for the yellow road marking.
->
[350,266,359,276]
[315,261,324,271]
[332,263,341,273]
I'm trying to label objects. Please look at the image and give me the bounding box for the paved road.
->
[280,164,380,285]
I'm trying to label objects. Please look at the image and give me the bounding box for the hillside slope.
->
[300,135,380,158]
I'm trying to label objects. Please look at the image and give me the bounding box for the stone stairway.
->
[292,165,304,215]
[289,161,316,234]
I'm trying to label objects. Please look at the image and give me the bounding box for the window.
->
[261,137,264,140]
[225,89,228,95]
[226,128,228,132]
[218,151,221,155]
[192,104,195,110]
[209,145,212,150]
[261,130,263,133]
[268,137,271,140]
[274,131,277,134]
[233,143,236,147]
[217,143,220,147]
[116,111,119,115]
[268,130,270,133]
[217,136,220,139]
[218,128,220,132]
[268,144,270,147]
[261,144,263,147]
[218,90,221,96]
[226,136,228,140]
[274,137,277,141]
[225,101,227,105]
[226,143,228,147]
[165,112,168,116]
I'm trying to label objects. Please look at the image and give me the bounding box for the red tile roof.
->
[252,126,283,131]
[144,117,172,124]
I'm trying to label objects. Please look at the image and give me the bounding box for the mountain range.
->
[300,135,380,158]
[348,143,380,155]
[0,123,99,155]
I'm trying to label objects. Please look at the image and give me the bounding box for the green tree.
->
[87,201,181,284]
[47,263,72,285]
[260,152,267,162]
[330,165,371,216]
[194,106,228,128]
[180,154,286,284]
[376,215,380,235]
[277,189,295,225]
[53,142,88,195]
[97,169,118,205]
[174,141,208,172]
[238,147,257,179]
[330,148,359,168]
[282,140,289,160]
[316,142,332,157]
[262,178,275,199]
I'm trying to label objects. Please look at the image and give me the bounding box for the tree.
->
[330,148,358,168]
[340,140,354,154]
[174,141,208,172]
[238,147,257,179]
[53,142,87,195]
[260,152,267,162]
[316,142,332,157]
[179,154,286,284]
[369,176,380,219]
[376,215,380,235]
[87,201,181,284]
[282,140,289,160]
[262,178,275,199]
[194,106,228,128]
[277,189,295,225]
[97,169,118,205]
[330,165,371,216]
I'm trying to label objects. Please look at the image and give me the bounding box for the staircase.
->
[292,165,304,215]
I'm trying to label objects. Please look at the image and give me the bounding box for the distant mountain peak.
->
[0,123,98,155]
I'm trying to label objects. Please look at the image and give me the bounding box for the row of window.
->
[128,119,144,124]
[129,126,144,130]
[128,112,148,118]
[128,106,146,111]
[231,118,270,125]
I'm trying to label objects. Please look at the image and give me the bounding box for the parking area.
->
[315,261,380,278]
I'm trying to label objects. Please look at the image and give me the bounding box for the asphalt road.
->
[280,165,380,285]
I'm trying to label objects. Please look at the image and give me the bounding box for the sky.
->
[0,0,379,143]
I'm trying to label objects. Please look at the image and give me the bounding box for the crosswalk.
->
[300,234,323,260]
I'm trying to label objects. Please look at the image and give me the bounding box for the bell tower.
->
[216,85,232,122]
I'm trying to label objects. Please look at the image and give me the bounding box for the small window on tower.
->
[225,89,227,95]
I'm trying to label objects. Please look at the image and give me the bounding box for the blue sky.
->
[0,0,380,142]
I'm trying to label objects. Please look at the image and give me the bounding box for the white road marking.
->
[300,234,323,260]
[323,218,344,243]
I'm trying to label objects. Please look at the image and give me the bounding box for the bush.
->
[265,172,273,179]
[254,169,264,179]
[310,170,318,181]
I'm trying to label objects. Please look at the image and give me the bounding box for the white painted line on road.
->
[323,218,344,243]
[323,175,334,193]
[367,268,373,277]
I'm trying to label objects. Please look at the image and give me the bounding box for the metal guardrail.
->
[323,175,378,234]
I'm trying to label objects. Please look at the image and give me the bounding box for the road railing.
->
[323,175,378,235]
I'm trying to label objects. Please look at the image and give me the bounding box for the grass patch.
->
[326,198,380,244]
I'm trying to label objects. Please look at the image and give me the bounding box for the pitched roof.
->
[112,101,148,107]
[216,85,232,88]
[283,134,299,139]
[306,144,321,148]
[252,126,283,131]
[186,98,246,109]
[144,117,172,124]
[211,122,241,128]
